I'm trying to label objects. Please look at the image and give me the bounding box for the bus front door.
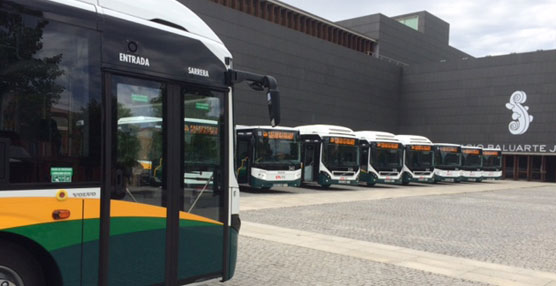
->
[97,74,228,285]
[303,143,319,182]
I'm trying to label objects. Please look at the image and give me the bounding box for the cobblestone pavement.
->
[194,237,489,286]
[242,185,556,273]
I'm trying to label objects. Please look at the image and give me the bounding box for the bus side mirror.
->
[267,89,280,127]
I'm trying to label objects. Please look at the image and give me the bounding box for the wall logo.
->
[505,91,533,135]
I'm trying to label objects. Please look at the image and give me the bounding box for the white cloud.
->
[279,0,556,57]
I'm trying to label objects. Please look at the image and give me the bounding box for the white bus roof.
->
[58,0,230,63]
[395,135,433,145]
[354,131,400,143]
[236,125,298,132]
[483,147,502,151]
[118,116,217,125]
[296,125,357,138]
[434,143,461,147]
[461,145,483,150]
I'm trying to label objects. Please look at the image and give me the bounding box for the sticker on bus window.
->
[131,93,149,103]
[51,167,73,183]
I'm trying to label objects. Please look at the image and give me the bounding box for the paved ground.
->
[192,180,556,286]
[194,236,489,286]
[243,185,556,273]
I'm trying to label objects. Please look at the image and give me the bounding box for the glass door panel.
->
[178,88,226,281]
[109,75,167,285]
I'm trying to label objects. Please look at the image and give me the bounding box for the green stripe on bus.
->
[5,217,216,251]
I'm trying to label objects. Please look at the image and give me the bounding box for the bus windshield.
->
[435,147,461,168]
[406,145,433,170]
[483,153,502,169]
[370,143,403,171]
[323,137,359,170]
[462,149,482,168]
[255,131,300,164]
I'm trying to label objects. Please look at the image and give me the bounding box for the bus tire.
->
[0,240,45,286]
[366,182,376,187]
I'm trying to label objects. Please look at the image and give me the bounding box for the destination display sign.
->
[483,151,501,156]
[185,124,218,135]
[377,142,399,149]
[438,147,459,153]
[263,131,295,140]
[410,145,431,151]
[330,137,356,146]
[462,149,481,155]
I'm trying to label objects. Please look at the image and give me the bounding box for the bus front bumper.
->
[250,177,302,189]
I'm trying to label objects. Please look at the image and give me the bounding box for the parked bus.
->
[461,146,483,182]
[0,0,280,285]
[297,125,360,188]
[433,144,462,183]
[355,131,403,185]
[235,126,302,189]
[395,135,435,184]
[482,148,503,180]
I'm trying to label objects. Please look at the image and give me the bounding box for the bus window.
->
[114,77,165,205]
[0,10,101,185]
[236,137,249,183]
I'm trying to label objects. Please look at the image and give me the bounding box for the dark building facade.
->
[181,0,556,182]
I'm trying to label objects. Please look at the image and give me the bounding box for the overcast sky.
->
[279,0,556,57]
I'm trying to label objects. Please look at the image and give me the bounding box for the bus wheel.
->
[366,182,376,187]
[0,241,44,286]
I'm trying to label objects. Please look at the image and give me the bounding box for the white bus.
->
[296,125,360,188]
[482,148,503,180]
[355,131,404,185]
[395,135,435,184]
[0,0,280,285]
[236,126,302,189]
[461,146,483,182]
[433,143,462,183]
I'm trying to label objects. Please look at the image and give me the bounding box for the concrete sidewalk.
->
[242,221,556,286]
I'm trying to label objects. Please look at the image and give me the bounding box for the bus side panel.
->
[81,199,225,285]
[0,197,85,285]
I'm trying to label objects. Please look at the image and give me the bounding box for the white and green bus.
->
[297,125,360,188]
[461,146,484,182]
[0,0,280,285]
[355,131,404,185]
[482,148,503,180]
[433,143,462,183]
[236,126,302,190]
[395,135,435,184]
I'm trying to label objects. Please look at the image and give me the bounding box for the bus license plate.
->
[418,177,425,181]
[338,180,349,184]
[385,179,394,183]
[274,184,288,187]
[445,178,454,182]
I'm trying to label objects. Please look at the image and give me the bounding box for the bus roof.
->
[236,125,298,132]
[483,147,502,151]
[461,145,483,150]
[354,131,400,143]
[395,135,433,146]
[58,0,231,63]
[434,143,461,147]
[118,116,217,125]
[295,125,357,138]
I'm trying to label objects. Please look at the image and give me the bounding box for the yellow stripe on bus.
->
[0,197,222,231]
[0,197,83,230]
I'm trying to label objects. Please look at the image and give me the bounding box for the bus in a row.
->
[236,126,503,189]
[0,0,281,285]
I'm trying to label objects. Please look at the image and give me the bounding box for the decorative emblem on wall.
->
[505,90,533,135]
